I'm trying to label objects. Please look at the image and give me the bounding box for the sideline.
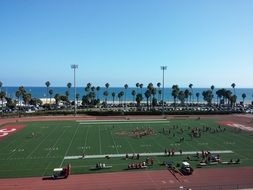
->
[64,150,233,160]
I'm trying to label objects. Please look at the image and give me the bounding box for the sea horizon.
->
[2,86,253,104]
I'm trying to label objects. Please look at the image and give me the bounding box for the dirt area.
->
[115,127,156,138]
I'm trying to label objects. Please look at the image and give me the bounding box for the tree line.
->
[0,80,250,113]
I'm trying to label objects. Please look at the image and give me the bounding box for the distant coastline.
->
[2,87,253,104]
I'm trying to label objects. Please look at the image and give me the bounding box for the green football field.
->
[0,119,253,178]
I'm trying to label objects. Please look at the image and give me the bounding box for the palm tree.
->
[87,83,92,89]
[231,95,237,108]
[85,83,91,95]
[144,89,151,110]
[54,93,60,106]
[178,91,185,105]
[49,89,53,104]
[117,92,121,104]
[158,89,162,102]
[124,84,128,106]
[67,82,72,91]
[211,85,215,104]
[196,92,200,104]
[45,81,50,104]
[91,86,96,92]
[216,89,223,106]
[184,89,190,104]
[0,91,6,115]
[23,93,31,106]
[15,90,21,107]
[0,81,3,92]
[157,82,161,101]
[17,86,26,106]
[96,86,100,99]
[105,83,110,89]
[136,83,140,93]
[136,93,143,108]
[172,85,179,107]
[202,90,213,105]
[65,90,70,102]
[242,93,246,105]
[150,87,157,109]
[224,90,232,106]
[157,82,161,89]
[112,92,116,103]
[231,83,236,95]
[189,83,193,103]
[147,83,154,106]
[131,90,136,102]
[76,93,80,106]
[103,91,109,104]
[67,82,72,103]
[139,83,143,95]
[117,91,124,104]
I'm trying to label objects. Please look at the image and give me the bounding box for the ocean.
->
[2,87,253,104]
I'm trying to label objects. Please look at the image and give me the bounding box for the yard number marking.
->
[0,128,16,137]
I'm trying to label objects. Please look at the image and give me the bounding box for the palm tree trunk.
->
[1,99,3,116]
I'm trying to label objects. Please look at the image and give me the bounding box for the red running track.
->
[0,167,253,190]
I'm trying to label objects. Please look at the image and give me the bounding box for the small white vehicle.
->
[181,162,193,175]
[51,164,71,179]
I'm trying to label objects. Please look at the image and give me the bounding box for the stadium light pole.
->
[71,64,78,116]
[160,66,167,115]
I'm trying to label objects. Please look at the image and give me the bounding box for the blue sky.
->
[0,0,252,88]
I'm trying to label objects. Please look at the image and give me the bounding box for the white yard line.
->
[60,125,80,167]
[42,161,52,176]
[82,127,89,154]
[150,136,164,150]
[124,137,135,153]
[45,128,67,158]
[111,131,119,154]
[98,126,102,155]
[25,127,58,159]
[76,119,168,123]
[64,150,234,160]
[78,121,171,125]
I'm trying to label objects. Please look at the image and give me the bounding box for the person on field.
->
[137,153,140,160]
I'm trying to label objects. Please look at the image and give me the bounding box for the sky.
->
[0,0,252,88]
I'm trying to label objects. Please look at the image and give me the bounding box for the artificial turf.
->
[0,119,252,178]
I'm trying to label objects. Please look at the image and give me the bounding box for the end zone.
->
[0,125,26,140]
[219,121,253,132]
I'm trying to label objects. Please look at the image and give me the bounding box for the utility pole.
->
[160,66,167,115]
[71,64,78,116]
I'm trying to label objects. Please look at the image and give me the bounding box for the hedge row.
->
[0,109,244,118]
